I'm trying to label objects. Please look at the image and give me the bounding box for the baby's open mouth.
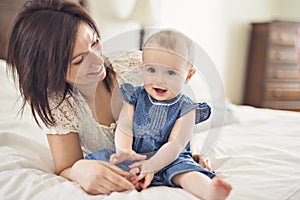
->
[154,87,167,94]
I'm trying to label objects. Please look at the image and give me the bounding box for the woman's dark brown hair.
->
[7,0,114,127]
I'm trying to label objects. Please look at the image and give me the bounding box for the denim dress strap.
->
[179,95,211,124]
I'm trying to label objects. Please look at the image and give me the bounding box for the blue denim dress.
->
[86,83,216,187]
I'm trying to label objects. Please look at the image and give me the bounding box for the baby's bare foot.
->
[207,177,232,200]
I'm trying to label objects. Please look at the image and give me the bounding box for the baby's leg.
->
[172,171,232,200]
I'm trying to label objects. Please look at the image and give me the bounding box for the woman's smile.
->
[87,64,104,77]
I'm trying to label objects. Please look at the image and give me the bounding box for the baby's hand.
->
[129,160,154,190]
[125,172,144,191]
[136,171,154,190]
[110,149,147,164]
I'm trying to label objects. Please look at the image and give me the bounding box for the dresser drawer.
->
[265,81,300,88]
[266,68,300,81]
[264,88,300,100]
[270,22,299,46]
[268,48,297,64]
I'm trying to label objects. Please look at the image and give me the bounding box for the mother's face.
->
[66,22,106,87]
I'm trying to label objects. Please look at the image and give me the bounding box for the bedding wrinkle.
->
[282,183,300,200]
[0,132,54,173]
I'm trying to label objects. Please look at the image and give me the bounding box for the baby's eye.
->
[147,67,156,73]
[167,70,176,76]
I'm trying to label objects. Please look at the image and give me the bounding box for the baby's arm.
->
[115,102,134,152]
[111,102,146,164]
[130,110,195,174]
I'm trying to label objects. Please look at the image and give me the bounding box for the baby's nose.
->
[153,72,166,84]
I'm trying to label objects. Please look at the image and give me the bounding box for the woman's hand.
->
[64,159,135,195]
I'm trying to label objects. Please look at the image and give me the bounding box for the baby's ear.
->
[185,68,196,83]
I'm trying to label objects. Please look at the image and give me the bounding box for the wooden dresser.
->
[243,20,300,111]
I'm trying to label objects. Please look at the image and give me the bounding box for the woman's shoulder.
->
[45,92,78,134]
[48,92,74,110]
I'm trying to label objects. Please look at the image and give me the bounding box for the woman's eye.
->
[73,55,84,65]
[92,37,99,48]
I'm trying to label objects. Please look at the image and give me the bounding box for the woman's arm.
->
[47,132,83,175]
[47,133,135,195]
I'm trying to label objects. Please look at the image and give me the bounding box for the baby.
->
[87,29,232,200]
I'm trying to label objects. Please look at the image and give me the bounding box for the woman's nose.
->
[89,51,104,65]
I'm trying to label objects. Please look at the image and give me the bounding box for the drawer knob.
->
[276,52,283,60]
[274,70,283,79]
[272,89,282,98]
[278,33,288,41]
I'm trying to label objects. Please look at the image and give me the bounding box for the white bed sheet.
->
[202,105,300,200]
[1,59,300,200]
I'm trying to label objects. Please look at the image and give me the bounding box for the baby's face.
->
[142,49,192,101]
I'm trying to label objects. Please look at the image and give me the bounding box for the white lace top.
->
[44,50,143,155]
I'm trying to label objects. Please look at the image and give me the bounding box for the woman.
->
[7,0,211,195]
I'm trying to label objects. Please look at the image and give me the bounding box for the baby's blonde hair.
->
[143,29,195,67]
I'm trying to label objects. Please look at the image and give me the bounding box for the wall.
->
[87,0,300,104]
[274,0,300,20]
[159,0,277,104]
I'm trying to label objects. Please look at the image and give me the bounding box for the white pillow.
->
[0,59,48,146]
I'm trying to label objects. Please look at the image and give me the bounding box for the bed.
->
[1,52,300,200]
